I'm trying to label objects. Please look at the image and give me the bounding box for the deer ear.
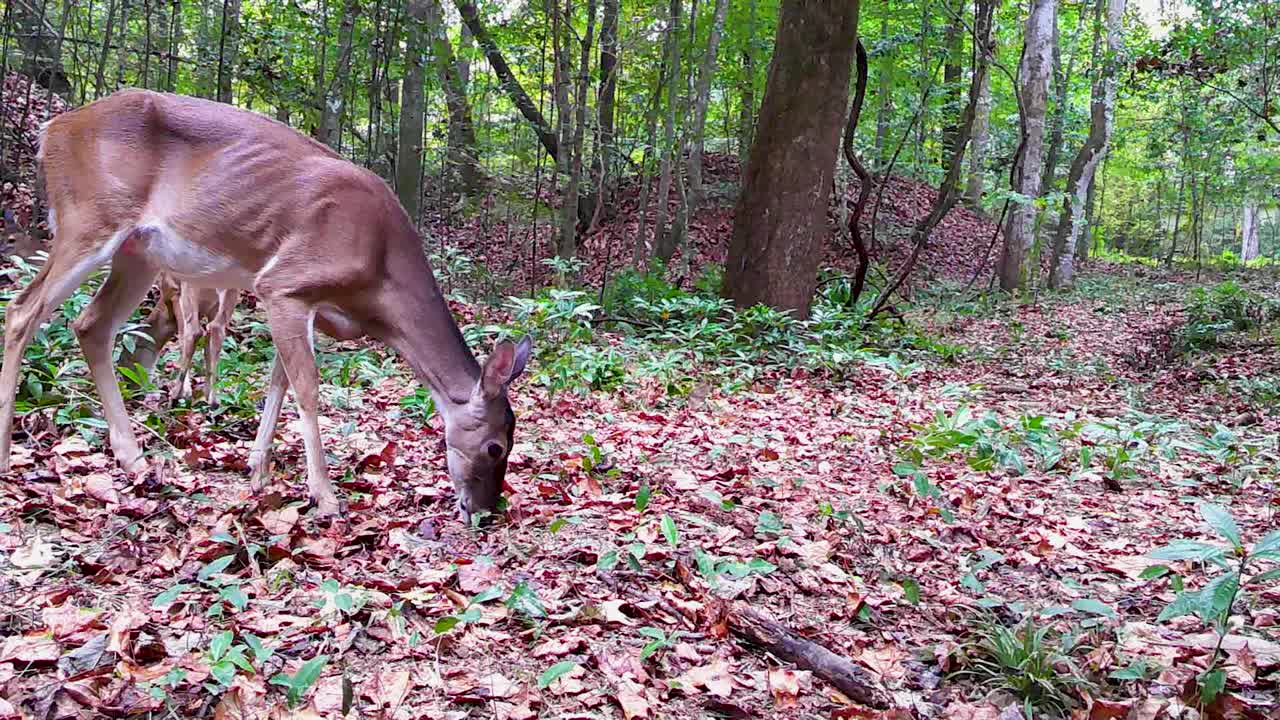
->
[508,336,532,383]
[480,341,516,399]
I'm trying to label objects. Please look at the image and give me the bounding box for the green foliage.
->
[1178,280,1277,353]
[270,655,328,709]
[952,615,1095,717]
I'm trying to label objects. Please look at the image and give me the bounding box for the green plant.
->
[952,615,1095,717]
[434,586,504,634]
[1144,503,1280,705]
[1178,280,1277,352]
[638,626,681,661]
[270,654,328,708]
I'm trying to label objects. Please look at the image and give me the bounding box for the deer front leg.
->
[73,258,158,473]
[248,356,289,492]
[262,299,341,516]
[168,285,201,403]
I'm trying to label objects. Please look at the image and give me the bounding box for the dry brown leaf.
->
[0,632,60,664]
[260,506,300,536]
[768,667,806,708]
[457,558,502,594]
[615,679,651,720]
[41,604,102,639]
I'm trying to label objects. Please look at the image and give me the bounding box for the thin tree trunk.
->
[634,49,668,267]
[1048,0,1124,289]
[872,14,893,166]
[1241,201,1260,260]
[558,0,596,263]
[12,0,71,95]
[396,0,428,222]
[964,10,994,205]
[593,0,620,219]
[424,0,483,195]
[216,0,242,103]
[737,0,758,166]
[940,7,963,165]
[998,0,1057,292]
[318,0,358,149]
[455,0,559,161]
[652,0,682,263]
[685,0,731,208]
[93,0,118,98]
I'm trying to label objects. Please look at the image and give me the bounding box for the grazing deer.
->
[119,274,240,405]
[3,209,47,263]
[0,89,532,519]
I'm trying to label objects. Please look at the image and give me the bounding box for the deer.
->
[8,207,240,403]
[0,89,532,519]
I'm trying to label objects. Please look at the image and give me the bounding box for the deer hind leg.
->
[202,290,237,406]
[248,355,289,492]
[168,285,201,403]
[1,229,127,471]
[119,276,180,377]
[72,254,158,473]
[261,297,341,515]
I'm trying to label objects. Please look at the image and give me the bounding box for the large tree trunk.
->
[652,0,682,263]
[318,0,359,149]
[964,10,995,205]
[216,0,243,104]
[1049,0,1123,288]
[1240,202,1261,261]
[424,0,484,195]
[396,0,429,222]
[998,0,1056,292]
[721,0,860,317]
[456,0,559,162]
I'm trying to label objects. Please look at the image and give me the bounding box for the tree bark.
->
[737,0,758,166]
[558,0,597,262]
[216,0,243,104]
[685,0,731,207]
[940,8,963,165]
[872,14,893,167]
[721,0,860,318]
[964,9,995,205]
[1240,202,1260,261]
[396,0,428,223]
[12,0,72,96]
[652,0,682,263]
[318,0,358,149]
[425,0,484,195]
[1049,0,1123,289]
[455,0,560,162]
[998,0,1057,292]
[593,0,621,219]
[634,48,669,266]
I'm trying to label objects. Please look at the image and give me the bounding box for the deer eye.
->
[486,443,504,459]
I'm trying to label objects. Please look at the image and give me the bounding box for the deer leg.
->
[0,248,107,470]
[168,286,200,403]
[202,290,236,406]
[72,256,158,473]
[262,298,340,516]
[119,284,179,377]
[248,355,288,492]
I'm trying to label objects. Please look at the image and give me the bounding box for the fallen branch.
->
[724,601,890,708]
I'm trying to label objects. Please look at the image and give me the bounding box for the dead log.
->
[725,602,890,708]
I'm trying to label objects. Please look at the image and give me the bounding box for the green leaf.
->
[1139,565,1171,580]
[152,582,192,608]
[1200,668,1226,704]
[334,593,354,613]
[537,661,578,689]
[505,581,547,619]
[1252,530,1280,555]
[208,630,233,663]
[198,555,236,583]
[1157,589,1204,622]
[470,586,504,605]
[219,584,250,612]
[270,655,328,708]
[433,616,461,634]
[210,660,238,687]
[660,515,679,549]
[1149,540,1225,562]
[1071,598,1116,619]
[596,550,619,571]
[634,483,651,512]
[243,634,273,666]
[755,510,783,536]
[1199,503,1242,548]
[1248,567,1280,585]
[899,578,921,606]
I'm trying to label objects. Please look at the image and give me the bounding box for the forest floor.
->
[2,261,1278,720]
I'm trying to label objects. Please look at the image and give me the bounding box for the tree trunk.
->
[455,0,559,162]
[593,0,620,219]
[12,0,72,96]
[722,0,860,317]
[998,0,1056,292]
[216,0,243,104]
[425,0,484,195]
[965,9,995,205]
[1048,0,1124,289]
[940,9,963,165]
[1240,202,1260,261]
[685,0,731,208]
[872,15,893,166]
[634,49,669,266]
[319,0,358,149]
[558,0,597,262]
[738,0,758,166]
[652,0,682,263]
[396,0,428,223]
